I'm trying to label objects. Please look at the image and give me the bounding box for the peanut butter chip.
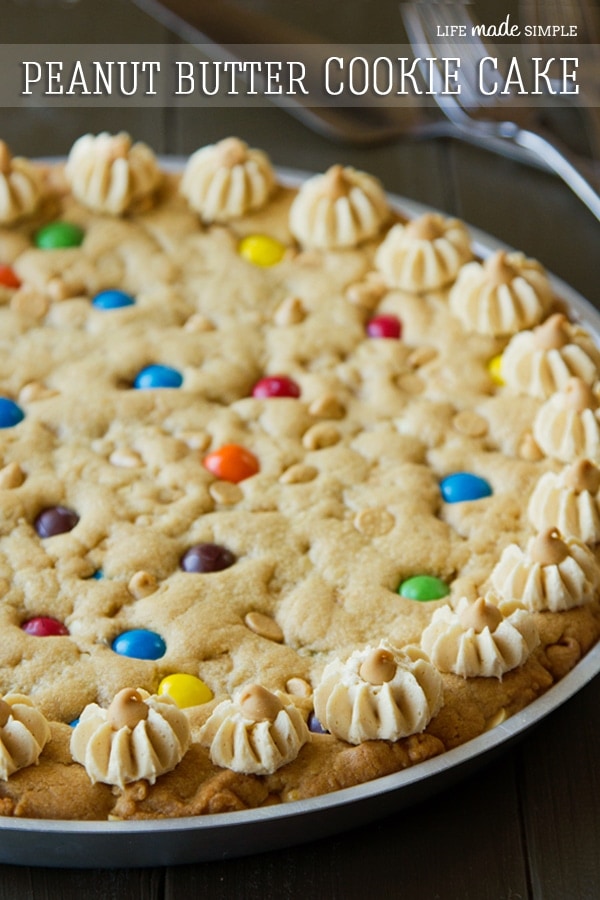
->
[0,462,25,489]
[128,571,158,599]
[184,313,214,333]
[345,282,386,311]
[302,423,341,450]
[109,448,143,468]
[353,508,395,537]
[274,295,306,326]
[359,648,397,685]
[308,393,345,419]
[484,250,516,286]
[408,346,438,368]
[0,698,12,728]
[563,378,597,411]
[107,688,149,731]
[405,213,443,242]
[178,430,211,452]
[453,410,489,438]
[530,528,570,566]
[10,288,49,320]
[459,597,503,633]
[238,684,284,722]
[210,481,243,505]
[18,382,58,403]
[519,433,544,461]
[564,459,600,495]
[279,464,318,485]
[244,611,284,643]
[485,708,507,730]
[0,141,11,175]
[398,373,425,395]
[285,677,312,698]
[533,314,569,351]
[322,164,349,200]
[216,137,248,168]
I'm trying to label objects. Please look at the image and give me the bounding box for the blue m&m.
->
[92,289,135,310]
[0,397,24,428]
[133,364,183,389]
[440,472,492,503]
[111,628,166,660]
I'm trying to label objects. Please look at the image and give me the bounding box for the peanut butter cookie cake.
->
[0,132,598,821]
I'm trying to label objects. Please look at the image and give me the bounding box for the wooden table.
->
[1,0,599,895]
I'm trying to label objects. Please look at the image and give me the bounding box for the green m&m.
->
[398,575,450,602]
[34,221,84,249]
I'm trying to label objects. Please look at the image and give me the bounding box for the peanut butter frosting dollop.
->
[374,212,472,292]
[420,596,540,679]
[502,314,600,399]
[528,460,600,543]
[289,164,389,250]
[200,684,310,775]
[70,688,191,788]
[0,693,51,780]
[0,140,45,225]
[532,377,600,463]
[312,641,443,744]
[449,250,552,336]
[180,137,276,223]
[490,528,600,612]
[65,132,162,215]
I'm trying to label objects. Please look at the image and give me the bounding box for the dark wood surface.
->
[1,0,599,896]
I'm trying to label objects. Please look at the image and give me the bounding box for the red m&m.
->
[367,314,402,339]
[22,616,69,636]
[251,375,301,399]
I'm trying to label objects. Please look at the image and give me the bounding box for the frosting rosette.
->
[449,250,552,336]
[70,688,191,788]
[502,314,600,400]
[0,140,44,225]
[374,212,472,292]
[528,459,600,543]
[0,693,51,780]
[65,132,162,215]
[313,641,443,745]
[289,164,389,249]
[200,684,310,775]
[180,137,275,222]
[490,528,600,612]
[532,378,600,463]
[420,596,539,679]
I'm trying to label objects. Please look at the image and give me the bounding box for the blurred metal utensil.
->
[401,2,600,221]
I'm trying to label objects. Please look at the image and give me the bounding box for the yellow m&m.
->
[238,234,286,267]
[158,673,213,708]
[487,354,504,386]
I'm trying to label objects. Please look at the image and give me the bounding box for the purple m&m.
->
[34,505,79,538]
[92,289,135,310]
[133,364,183,389]
[180,542,236,573]
[440,472,492,504]
[0,397,24,429]
[308,712,328,734]
[111,628,166,660]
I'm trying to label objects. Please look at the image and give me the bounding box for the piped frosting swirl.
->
[502,314,600,399]
[375,213,472,292]
[180,137,276,222]
[70,688,191,788]
[528,460,600,543]
[0,693,51,780]
[200,684,310,775]
[490,528,600,612]
[0,141,44,225]
[313,641,443,744]
[533,377,600,462]
[289,164,389,249]
[65,132,162,215]
[420,596,539,679]
[449,250,552,336]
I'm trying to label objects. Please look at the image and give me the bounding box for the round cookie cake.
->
[0,133,598,821]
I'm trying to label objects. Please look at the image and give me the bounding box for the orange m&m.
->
[203,443,260,483]
[0,265,21,289]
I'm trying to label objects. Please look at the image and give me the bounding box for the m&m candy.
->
[238,234,286,267]
[203,444,260,483]
[0,397,24,429]
[398,575,450,602]
[111,628,166,660]
[133,364,183,389]
[22,616,69,636]
[34,221,84,249]
[180,542,236,573]
[487,354,504,386]
[366,314,402,339]
[0,265,21,289]
[440,472,492,504]
[308,712,328,734]
[92,289,135,310]
[34,505,79,538]
[251,375,301,399]
[158,673,213,708]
